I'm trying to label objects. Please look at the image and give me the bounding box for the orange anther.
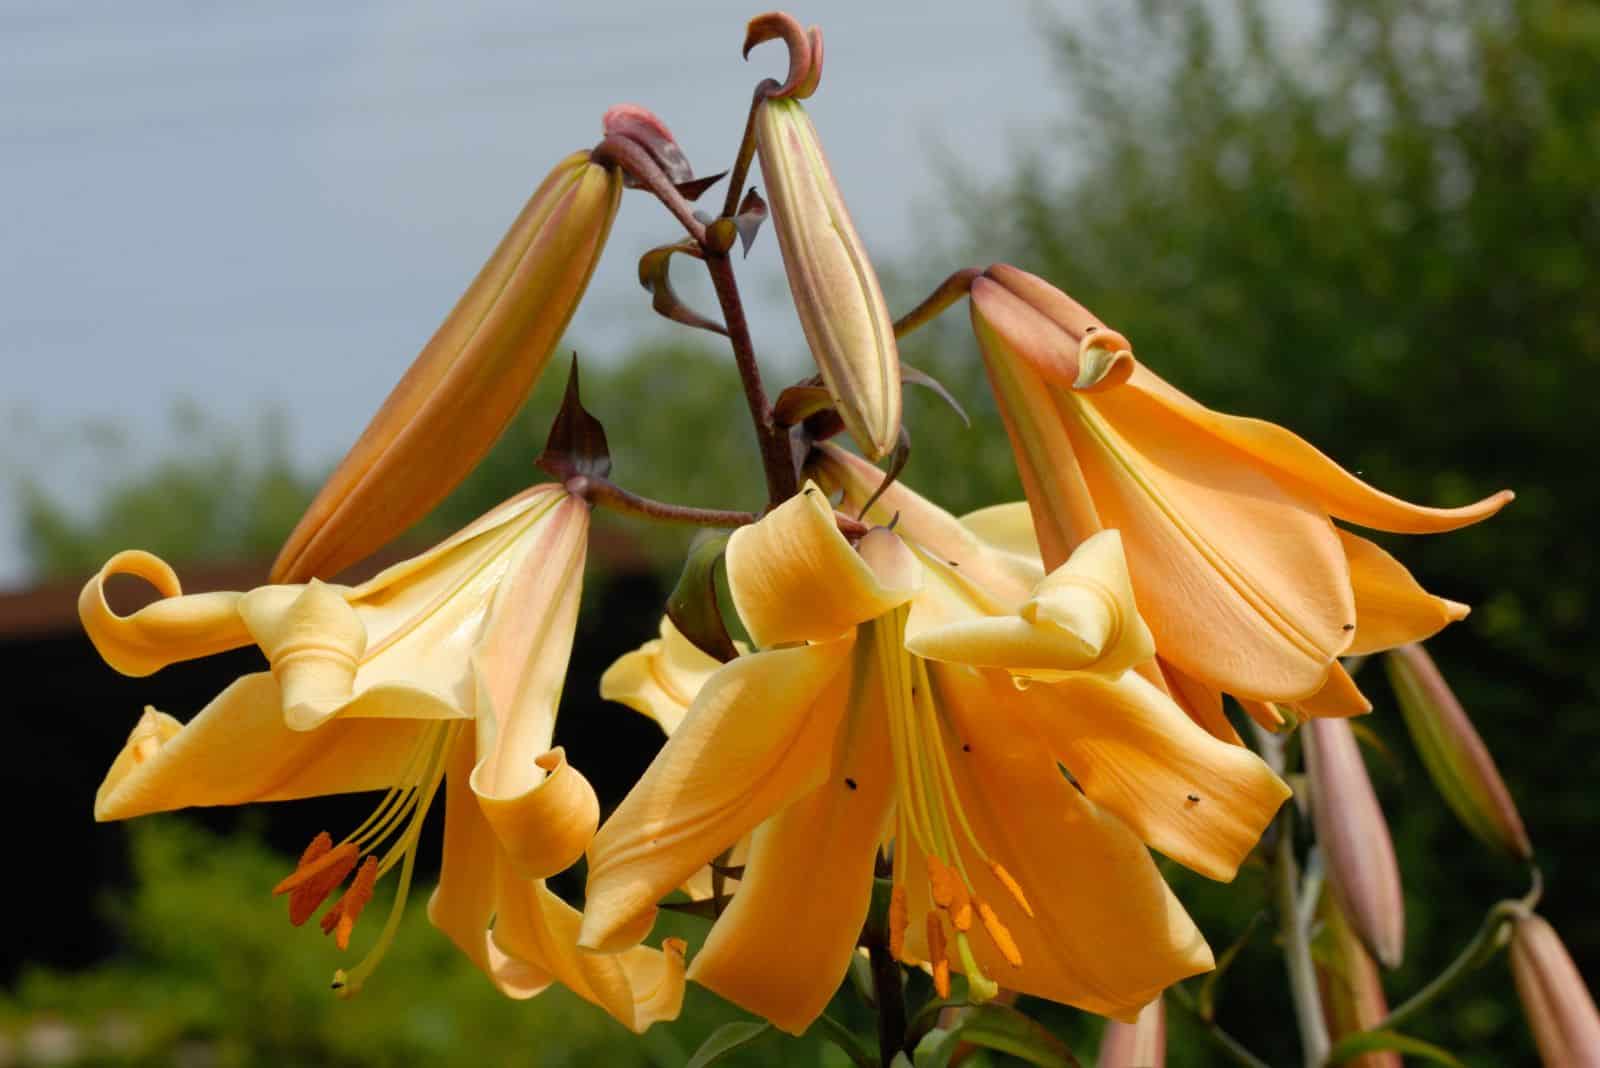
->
[926,913,951,999]
[321,855,379,950]
[976,899,1022,967]
[888,884,909,961]
[273,835,358,926]
[989,861,1034,918]
[926,853,972,930]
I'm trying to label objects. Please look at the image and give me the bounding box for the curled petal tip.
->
[743,11,822,99]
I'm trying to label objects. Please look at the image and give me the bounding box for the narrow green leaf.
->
[1326,1029,1468,1067]
[810,1013,876,1068]
[683,1021,773,1068]
[914,1004,1082,1068]
[665,530,738,663]
[1198,910,1266,1020]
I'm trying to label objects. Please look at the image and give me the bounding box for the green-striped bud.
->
[1509,911,1600,1067]
[1385,643,1533,861]
[755,95,900,459]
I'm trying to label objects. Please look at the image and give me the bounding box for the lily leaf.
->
[735,186,769,256]
[1325,1029,1469,1067]
[637,242,727,337]
[535,355,611,481]
[1197,909,1266,1021]
[901,363,970,427]
[684,1021,772,1068]
[856,425,911,521]
[666,530,739,663]
[810,1013,876,1068]
[913,1004,1082,1068]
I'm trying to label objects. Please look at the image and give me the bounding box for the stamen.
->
[274,836,359,926]
[976,899,1022,967]
[926,854,973,932]
[955,933,999,1002]
[926,913,951,999]
[989,861,1034,918]
[888,885,908,960]
[321,856,379,950]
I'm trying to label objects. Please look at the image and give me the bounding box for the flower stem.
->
[893,267,981,339]
[867,937,907,1066]
[566,476,754,528]
[1168,984,1273,1068]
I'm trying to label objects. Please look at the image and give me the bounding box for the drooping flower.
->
[580,477,1290,1034]
[271,151,623,584]
[82,486,684,1031]
[968,264,1511,712]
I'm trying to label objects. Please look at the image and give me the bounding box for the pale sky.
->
[0,1,1069,586]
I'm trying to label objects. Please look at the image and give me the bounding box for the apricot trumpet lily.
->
[970,264,1511,707]
[272,151,622,583]
[81,486,684,1031]
[581,476,1289,1034]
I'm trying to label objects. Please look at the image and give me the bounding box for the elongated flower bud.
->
[1305,717,1405,969]
[1097,996,1165,1067]
[1316,891,1400,1068]
[271,151,622,582]
[1510,911,1600,1067]
[755,95,900,459]
[1385,643,1533,861]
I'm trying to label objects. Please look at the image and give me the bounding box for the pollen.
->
[321,855,379,950]
[976,899,1022,968]
[989,861,1034,918]
[274,834,359,926]
[888,884,908,960]
[926,913,951,999]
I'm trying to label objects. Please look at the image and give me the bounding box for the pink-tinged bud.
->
[271,151,622,582]
[1097,996,1165,1067]
[971,264,1137,392]
[1385,644,1533,862]
[1510,911,1600,1067]
[1317,892,1401,1068]
[755,95,900,460]
[1305,718,1405,969]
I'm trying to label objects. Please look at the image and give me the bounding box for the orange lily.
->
[81,486,684,1031]
[580,479,1289,1034]
[969,264,1511,710]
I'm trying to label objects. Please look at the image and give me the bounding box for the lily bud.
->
[755,95,900,459]
[1305,718,1405,969]
[1510,911,1600,1067]
[272,150,622,582]
[1096,996,1165,1068]
[1385,643,1533,861]
[1317,892,1400,1068]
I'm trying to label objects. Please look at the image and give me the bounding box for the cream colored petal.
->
[1124,365,1512,534]
[901,665,1213,1018]
[428,733,555,999]
[1067,382,1355,701]
[960,501,1043,565]
[1294,662,1373,719]
[95,673,436,821]
[690,639,896,1035]
[1339,529,1469,656]
[726,483,920,647]
[905,530,1153,682]
[492,872,686,1033]
[474,748,598,881]
[581,639,854,953]
[1016,671,1290,881]
[601,617,747,736]
[79,550,250,677]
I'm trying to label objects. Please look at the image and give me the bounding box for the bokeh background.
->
[3,1,1594,1064]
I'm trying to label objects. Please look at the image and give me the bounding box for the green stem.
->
[1275,821,1331,1068]
[1168,984,1273,1068]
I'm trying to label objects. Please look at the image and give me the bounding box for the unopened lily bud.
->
[1510,911,1600,1067]
[1305,717,1405,969]
[1317,891,1400,1068]
[271,150,622,582]
[1385,643,1533,862]
[1097,996,1164,1068]
[971,264,1137,392]
[755,95,900,459]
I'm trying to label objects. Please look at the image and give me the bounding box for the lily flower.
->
[80,485,685,1032]
[580,478,1289,1034]
[969,264,1512,708]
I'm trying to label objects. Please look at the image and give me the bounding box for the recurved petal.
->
[726,483,920,648]
[581,639,855,952]
[1159,659,1241,746]
[689,647,895,1034]
[1339,529,1469,655]
[1016,670,1290,881]
[601,617,748,736]
[900,665,1213,1019]
[79,551,250,677]
[1123,365,1512,534]
[95,673,437,821]
[1066,379,1355,701]
[1294,662,1373,720]
[492,871,686,1033]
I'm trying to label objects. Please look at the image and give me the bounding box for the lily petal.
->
[1067,380,1355,701]
[79,550,250,677]
[601,617,746,735]
[689,636,896,1034]
[1014,670,1290,881]
[1159,659,1241,746]
[1124,365,1511,534]
[95,674,437,821]
[726,483,920,647]
[1295,662,1373,719]
[901,665,1213,1019]
[581,639,855,952]
[1339,529,1469,656]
